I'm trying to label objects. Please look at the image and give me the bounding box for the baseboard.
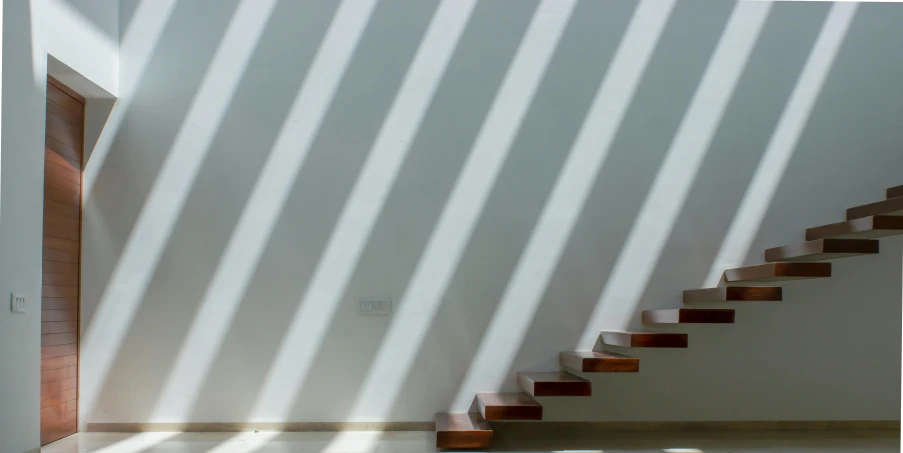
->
[492,420,901,432]
[87,420,900,433]
[86,422,435,432]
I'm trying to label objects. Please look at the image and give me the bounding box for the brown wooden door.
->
[41,77,83,445]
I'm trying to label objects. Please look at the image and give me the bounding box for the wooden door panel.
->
[42,78,82,445]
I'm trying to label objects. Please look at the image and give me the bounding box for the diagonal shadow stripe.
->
[244,0,572,425]
[338,0,581,424]
[702,2,859,287]
[450,0,677,410]
[579,0,773,344]
[113,0,285,423]
[247,0,476,425]
[82,0,178,194]
[243,0,426,422]
[134,0,357,424]
[79,0,254,419]
[284,0,543,425]
[84,0,346,428]
[612,2,836,338]
[181,0,448,425]
[319,0,578,422]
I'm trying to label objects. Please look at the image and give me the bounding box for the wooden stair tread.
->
[806,215,903,240]
[518,371,591,397]
[642,308,734,324]
[846,196,903,219]
[764,238,879,262]
[683,287,781,303]
[477,392,542,421]
[723,262,830,283]
[435,413,492,449]
[887,185,903,200]
[599,331,688,348]
[559,351,638,372]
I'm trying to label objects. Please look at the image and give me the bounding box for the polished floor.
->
[41,430,900,453]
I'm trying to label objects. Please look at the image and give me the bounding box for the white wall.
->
[0,0,117,451]
[80,0,902,426]
[1,2,45,450]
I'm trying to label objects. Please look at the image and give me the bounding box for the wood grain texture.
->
[43,247,79,263]
[45,112,83,145]
[45,184,81,207]
[42,80,82,446]
[42,320,77,334]
[45,161,81,186]
[722,262,831,283]
[435,413,492,449]
[518,372,591,397]
[42,377,77,395]
[43,297,78,310]
[42,285,78,298]
[46,137,82,167]
[46,100,82,128]
[559,351,639,372]
[48,75,86,102]
[42,366,77,383]
[887,185,903,199]
[42,344,77,359]
[44,224,80,241]
[642,309,734,324]
[45,198,80,218]
[43,272,79,287]
[41,412,77,445]
[764,238,879,262]
[683,287,782,303]
[44,236,79,253]
[806,215,903,240]
[42,332,76,347]
[45,210,79,230]
[477,393,543,421]
[43,170,80,195]
[43,261,78,275]
[43,309,76,322]
[847,196,903,219]
[41,399,77,421]
[45,86,84,115]
[42,355,77,372]
[41,388,77,408]
[599,331,688,348]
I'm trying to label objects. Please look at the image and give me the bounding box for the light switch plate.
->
[10,293,26,313]
[359,298,392,315]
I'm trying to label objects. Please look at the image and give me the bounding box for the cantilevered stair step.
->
[599,331,688,348]
[806,215,903,240]
[846,196,903,219]
[683,287,782,303]
[559,351,639,372]
[642,308,734,324]
[723,262,831,283]
[435,413,492,449]
[764,238,879,262]
[476,392,542,421]
[518,371,591,397]
[887,185,903,199]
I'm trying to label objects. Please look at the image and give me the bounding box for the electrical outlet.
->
[359,298,392,315]
[10,293,26,313]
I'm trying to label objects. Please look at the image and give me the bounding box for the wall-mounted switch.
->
[359,298,392,315]
[10,293,26,313]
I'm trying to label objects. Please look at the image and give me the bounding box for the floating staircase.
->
[436,184,903,448]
